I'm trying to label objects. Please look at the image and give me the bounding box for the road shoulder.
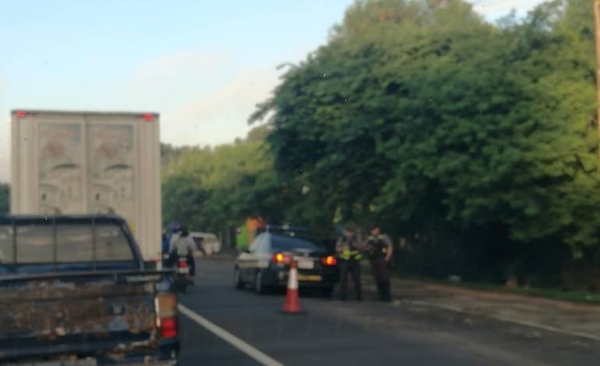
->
[363,275,600,341]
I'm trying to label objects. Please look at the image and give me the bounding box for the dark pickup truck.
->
[0,215,180,366]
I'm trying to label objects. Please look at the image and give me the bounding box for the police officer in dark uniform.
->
[365,224,393,301]
[336,226,364,301]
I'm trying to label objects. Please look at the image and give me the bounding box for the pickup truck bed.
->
[0,215,179,365]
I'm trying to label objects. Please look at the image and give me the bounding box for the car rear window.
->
[0,225,13,265]
[271,235,324,252]
[16,224,54,263]
[89,224,136,262]
[0,221,135,264]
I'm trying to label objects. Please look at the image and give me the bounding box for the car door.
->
[240,234,264,282]
[237,237,255,280]
[255,234,272,271]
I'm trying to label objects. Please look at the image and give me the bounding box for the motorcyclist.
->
[162,223,181,267]
[170,223,182,237]
[168,225,196,282]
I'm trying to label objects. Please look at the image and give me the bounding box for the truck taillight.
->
[156,293,177,318]
[156,293,178,338]
[142,113,154,121]
[15,111,27,119]
[159,317,178,339]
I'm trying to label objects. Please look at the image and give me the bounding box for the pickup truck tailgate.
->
[0,271,172,363]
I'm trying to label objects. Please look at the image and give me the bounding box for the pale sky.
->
[0,0,548,182]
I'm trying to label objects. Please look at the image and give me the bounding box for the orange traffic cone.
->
[281,259,303,314]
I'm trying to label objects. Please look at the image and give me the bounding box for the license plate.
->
[178,267,189,273]
[5,360,98,366]
[297,260,314,269]
[297,274,322,282]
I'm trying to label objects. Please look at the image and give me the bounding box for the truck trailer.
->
[10,109,162,262]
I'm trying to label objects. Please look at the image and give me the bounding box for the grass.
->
[359,262,600,305]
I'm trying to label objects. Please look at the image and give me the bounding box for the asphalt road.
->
[177,258,600,366]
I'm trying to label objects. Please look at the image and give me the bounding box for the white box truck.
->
[10,109,162,263]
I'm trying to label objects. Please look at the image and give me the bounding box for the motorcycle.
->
[161,253,171,269]
[172,255,195,293]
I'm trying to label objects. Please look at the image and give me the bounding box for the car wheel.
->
[234,267,243,290]
[254,271,267,295]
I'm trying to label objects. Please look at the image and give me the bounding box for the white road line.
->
[178,304,287,366]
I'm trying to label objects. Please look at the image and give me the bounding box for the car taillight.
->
[155,293,178,339]
[272,252,292,264]
[159,317,178,338]
[321,255,337,266]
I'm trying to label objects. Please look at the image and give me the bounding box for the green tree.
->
[250,0,600,284]
[161,126,286,233]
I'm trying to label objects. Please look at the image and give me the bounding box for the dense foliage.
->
[164,0,600,288]
[161,125,287,230]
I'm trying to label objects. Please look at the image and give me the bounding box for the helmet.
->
[171,223,182,233]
